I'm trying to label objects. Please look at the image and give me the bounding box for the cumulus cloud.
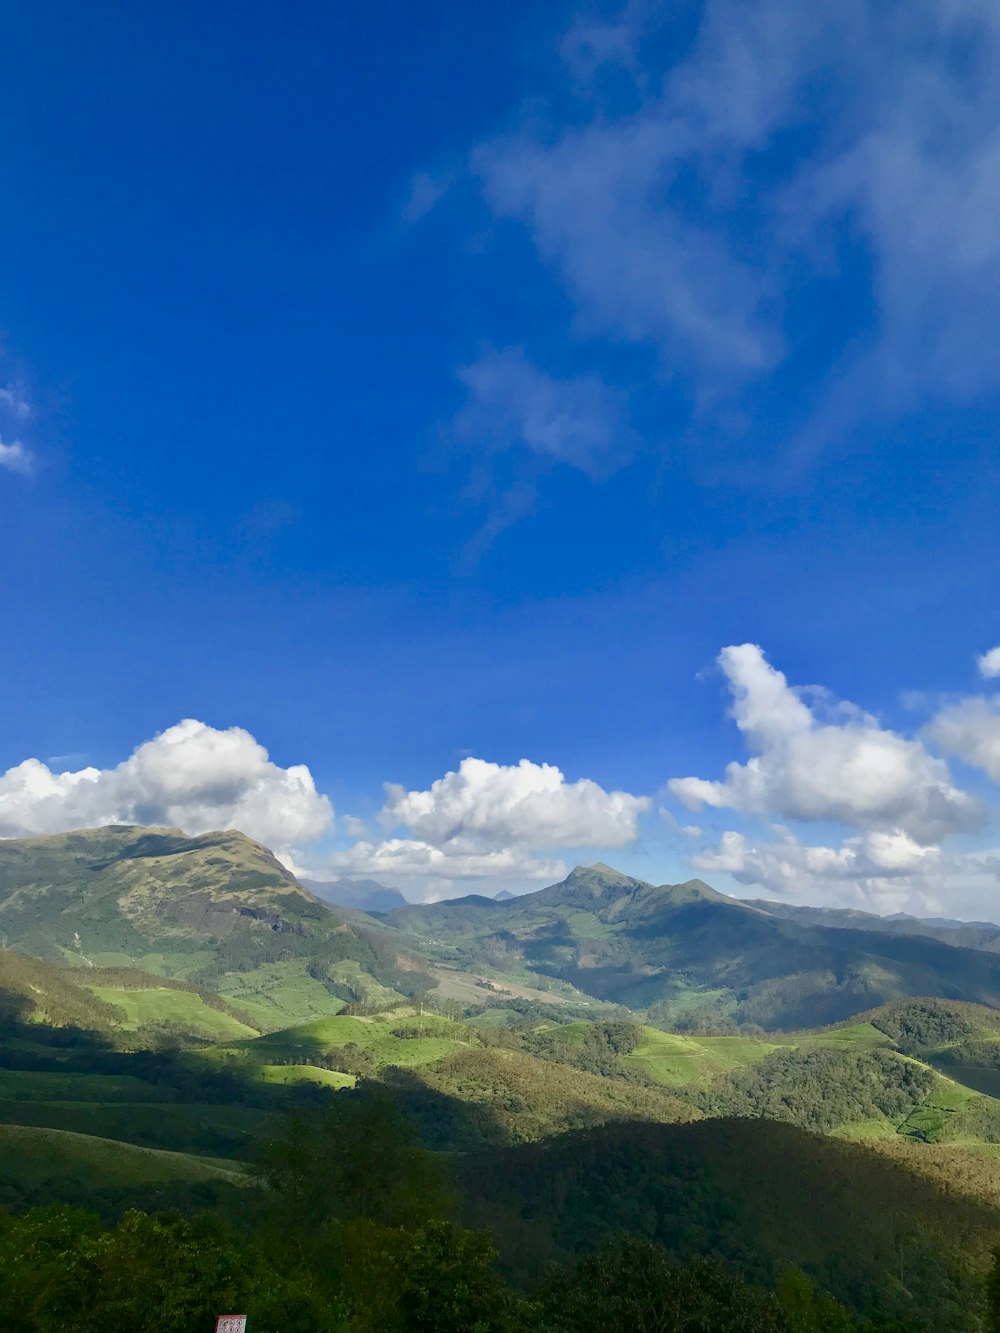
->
[383,756,648,847]
[669,644,978,843]
[333,756,649,887]
[331,838,567,884]
[0,719,333,846]
[978,646,1000,679]
[693,827,945,908]
[467,0,1000,451]
[927,697,1000,785]
[455,347,634,479]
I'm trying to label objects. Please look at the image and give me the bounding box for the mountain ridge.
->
[380,861,1000,1029]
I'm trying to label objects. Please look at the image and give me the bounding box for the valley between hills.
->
[3,825,1000,1331]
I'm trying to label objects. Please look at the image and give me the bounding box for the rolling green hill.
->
[379,863,1000,1029]
[0,1124,246,1189]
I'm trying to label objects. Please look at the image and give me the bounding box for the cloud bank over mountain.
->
[2,642,998,912]
[331,757,650,891]
[0,719,333,847]
[669,644,999,912]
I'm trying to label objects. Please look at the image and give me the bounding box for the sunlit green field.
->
[85,985,258,1039]
[200,1008,474,1078]
[626,1027,783,1086]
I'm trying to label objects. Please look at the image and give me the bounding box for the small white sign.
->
[215,1317,247,1333]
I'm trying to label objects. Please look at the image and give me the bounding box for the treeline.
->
[861,999,994,1053]
[693,1048,934,1133]
[0,950,125,1031]
[459,1116,997,1331]
[479,1018,658,1086]
[1,1095,984,1332]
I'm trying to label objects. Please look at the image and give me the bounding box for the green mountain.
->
[0,825,331,964]
[0,826,430,1019]
[379,863,1000,1029]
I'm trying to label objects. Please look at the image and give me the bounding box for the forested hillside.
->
[376,863,1000,1029]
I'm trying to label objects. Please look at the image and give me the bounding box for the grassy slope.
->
[86,984,259,1040]
[0,1124,245,1188]
[624,1026,784,1085]
[200,1009,474,1075]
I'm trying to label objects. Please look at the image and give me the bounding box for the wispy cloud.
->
[0,386,30,420]
[455,347,634,479]
[456,0,1000,461]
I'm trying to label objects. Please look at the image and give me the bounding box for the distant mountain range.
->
[375,862,1000,1029]
[4,830,1000,1032]
[743,899,1000,951]
[303,876,409,913]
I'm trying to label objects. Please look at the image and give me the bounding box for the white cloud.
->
[332,756,649,889]
[470,0,1000,443]
[455,347,634,479]
[0,386,30,419]
[0,719,333,847]
[476,112,777,382]
[0,437,32,476]
[669,644,979,844]
[692,827,951,911]
[382,756,649,848]
[978,646,1000,679]
[331,838,567,884]
[927,697,1000,784]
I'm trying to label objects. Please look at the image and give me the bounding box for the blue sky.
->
[1,0,999,912]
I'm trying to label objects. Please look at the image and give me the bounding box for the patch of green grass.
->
[0,1100,272,1158]
[806,1023,894,1049]
[257,1065,356,1089]
[540,1021,590,1047]
[326,959,406,1008]
[897,1103,949,1142]
[626,1029,783,1086]
[0,1124,245,1189]
[200,1009,472,1079]
[923,1078,976,1112]
[85,985,258,1040]
[214,959,345,1030]
[0,1069,161,1103]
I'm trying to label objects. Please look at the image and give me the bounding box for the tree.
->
[538,1240,796,1333]
[0,1206,337,1333]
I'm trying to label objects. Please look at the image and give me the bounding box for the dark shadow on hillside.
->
[368,1065,512,1151]
[455,1116,997,1329]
